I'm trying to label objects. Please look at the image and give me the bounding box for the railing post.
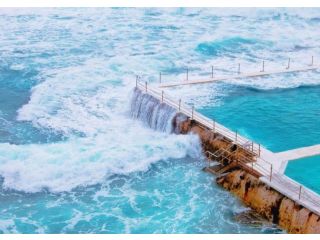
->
[235,131,238,142]
[186,67,189,81]
[179,99,181,111]
[299,185,302,200]
[207,152,211,168]
[211,66,214,78]
[136,75,138,87]
[269,164,273,182]
[159,72,162,84]
[191,106,194,120]
[161,91,164,103]
[261,60,265,72]
[238,63,241,74]
[145,82,148,92]
[311,56,314,66]
[251,141,254,152]
[258,143,261,157]
[212,120,215,132]
[286,58,291,69]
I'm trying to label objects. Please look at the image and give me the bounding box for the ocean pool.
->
[197,84,320,193]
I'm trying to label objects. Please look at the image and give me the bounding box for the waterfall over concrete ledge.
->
[130,87,178,133]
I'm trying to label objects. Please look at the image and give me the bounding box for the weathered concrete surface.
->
[217,169,320,234]
[173,114,254,166]
[275,144,320,162]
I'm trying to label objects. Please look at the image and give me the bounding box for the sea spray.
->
[130,87,177,133]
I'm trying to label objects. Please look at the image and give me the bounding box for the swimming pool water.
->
[198,84,320,152]
[285,156,320,193]
[197,84,320,193]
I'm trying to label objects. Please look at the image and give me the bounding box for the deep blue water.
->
[1,8,320,233]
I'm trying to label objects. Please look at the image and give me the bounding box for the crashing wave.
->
[130,87,177,133]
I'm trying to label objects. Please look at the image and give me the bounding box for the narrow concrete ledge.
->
[275,144,320,162]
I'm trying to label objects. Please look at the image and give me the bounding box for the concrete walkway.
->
[275,144,320,162]
[159,65,320,88]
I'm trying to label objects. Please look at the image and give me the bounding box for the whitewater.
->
[0,8,320,233]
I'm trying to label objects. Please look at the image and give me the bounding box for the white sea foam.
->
[0,129,201,192]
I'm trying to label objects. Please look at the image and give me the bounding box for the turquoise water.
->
[197,84,320,193]
[1,8,320,233]
[197,84,320,152]
[285,156,320,193]
[0,158,278,233]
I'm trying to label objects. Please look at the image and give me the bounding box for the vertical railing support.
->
[211,66,214,78]
[186,68,189,81]
[299,185,302,200]
[212,120,215,132]
[238,63,241,74]
[159,72,162,84]
[311,56,314,66]
[235,131,238,142]
[261,60,265,72]
[145,82,148,92]
[178,99,181,111]
[136,75,138,87]
[191,106,194,120]
[270,164,273,182]
[251,141,254,153]
[286,58,291,69]
[161,91,164,103]
[258,144,261,157]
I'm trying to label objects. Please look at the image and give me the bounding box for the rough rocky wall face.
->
[217,169,320,234]
[173,113,255,166]
[173,114,236,160]
[216,170,283,222]
[279,198,320,233]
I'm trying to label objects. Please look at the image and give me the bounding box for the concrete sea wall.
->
[131,87,320,233]
[173,113,320,234]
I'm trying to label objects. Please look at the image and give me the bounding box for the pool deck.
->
[136,81,320,216]
[275,144,320,162]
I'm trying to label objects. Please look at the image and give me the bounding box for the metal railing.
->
[205,147,320,216]
[205,148,271,178]
[157,55,318,86]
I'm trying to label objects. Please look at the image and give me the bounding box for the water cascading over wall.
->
[130,87,178,133]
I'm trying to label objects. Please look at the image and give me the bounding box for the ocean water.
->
[0,8,320,233]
